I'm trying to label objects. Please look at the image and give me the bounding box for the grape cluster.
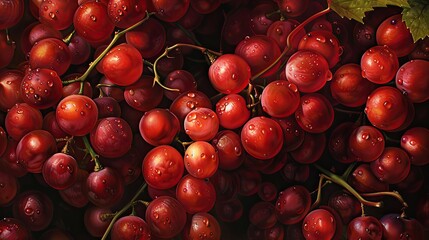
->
[1,0,429,239]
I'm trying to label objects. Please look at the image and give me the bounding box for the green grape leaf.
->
[329,0,410,23]
[402,0,429,42]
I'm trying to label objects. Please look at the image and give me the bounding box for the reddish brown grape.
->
[401,127,429,166]
[298,30,342,68]
[107,0,147,29]
[348,125,385,162]
[274,116,305,152]
[275,185,311,225]
[215,94,250,130]
[187,212,221,240]
[376,14,415,57]
[302,208,336,240]
[74,1,115,43]
[170,90,212,124]
[28,23,62,47]
[184,107,219,141]
[111,215,151,240]
[0,218,31,240]
[56,95,99,136]
[241,116,284,160]
[347,216,383,240]
[277,0,309,17]
[211,130,244,170]
[176,174,216,214]
[163,70,197,101]
[295,93,334,133]
[13,190,53,231]
[16,129,57,173]
[38,0,78,30]
[184,141,219,179]
[208,54,251,94]
[258,182,277,202]
[86,167,124,207]
[249,201,277,229]
[249,1,278,35]
[139,108,180,146]
[286,50,332,93]
[328,191,361,224]
[142,145,184,189]
[84,206,113,237]
[145,196,187,238]
[348,164,389,193]
[370,147,410,184]
[361,45,399,84]
[151,0,190,22]
[68,34,91,65]
[59,169,89,208]
[261,80,300,118]
[126,18,165,58]
[330,63,376,107]
[328,122,357,164]
[90,117,133,158]
[21,68,63,109]
[290,132,326,164]
[0,70,23,111]
[0,138,27,177]
[42,153,78,190]
[235,35,281,77]
[365,86,408,131]
[0,0,24,29]
[396,59,429,103]
[93,97,121,119]
[29,38,71,76]
[222,8,252,46]
[5,103,43,141]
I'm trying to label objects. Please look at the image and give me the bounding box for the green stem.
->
[101,183,148,240]
[311,175,328,209]
[341,162,357,180]
[250,7,331,81]
[82,135,102,171]
[314,164,383,208]
[361,191,408,209]
[62,12,155,85]
[63,29,75,44]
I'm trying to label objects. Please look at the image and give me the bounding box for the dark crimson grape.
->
[29,38,71,76]
[42,153,78,190]
[190,0,220,14]
[151,0,190,22]
[94,97,122,119]
[330,63,376,107]
[348,125,385,162]
[0,138,27,177]
[86,167,124,207]
[0,70,24,111]
[111,215,151,240]
[281,159,309,183]
[124,75,163,112]
[365,86,408,131]
[184,141,218,179]
[0,31,16,69]
[42,111,69,147]
[347,216,383,240]
[39,0,78,30]
[215,94,250,130]
[396,59,429,103]
[145,196,187,238]
[90,117,133,158]
[286,50,332,93]
[295,93,334,133]
[107,0,147,29]
[401,127,429,166]
[328,122,357,163]
[21,68,63,109]
[395,165,424,193]
[302,208,336,240]
[277,0,309,17]
[0,170,18,206]
[249,1,278,35]
[353,23,376,50]
[237,167,262,196]
[187,212,221,240]
[59,169,89,208]
[274,116,305,152]
[126,18,166,59]
[27,23,62,47]
[0,218,31,240]
[328,191,361,224]
[290,132,326,164]
[267,19,306,51]
[5,103,43,141]
[222,8,253,46]
[249,201,277,229]
[16,130,57,173]
[214,198,243,222]
[361,45,399,84]
[275,185,311,225]
[258,182,277,202]
[208,54,250,94]
[142,145,184,189]
[376,14,415,57]
[39,228,73,240]
[56,95,99,136]
[298,30,342,68]
[176,174,216,214]
[0,0,24,29]
[13,190,53,231]
[409,37,429,60]
[84,206,113,237]
[184,107,219,141]
[0,126,6,157]
[235,35,281,77]
[170,90,212,124]
[163,70,197,101]
[68,34,91,65]
[139,108,180,146]
[241,116,284,160]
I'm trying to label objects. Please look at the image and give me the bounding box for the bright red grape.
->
[215,94,250,129]
[376,14,415,57]
[176,174,216,214]
[361,45,399,84]
[396,59,429,103]
[139,108,180,146]
[184,107,219,141]
[261,80,300,118]
[86,167,124,207]
[295,93,334,133]
[184,141,219,179]
[275,185,311,225]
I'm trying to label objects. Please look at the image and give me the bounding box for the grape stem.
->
[361,191,408,209]
[62,29,75,45]
[82,135,102,172]
[311,174,330,209]
[62,12,155,86]
[175,136,193,151]
[313,164,383,208]
[152,43,222,90]
[250,7,331,81]
[60,136,74,154]
[101,183,148,240]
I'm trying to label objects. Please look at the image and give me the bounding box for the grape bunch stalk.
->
[1,0,429,239]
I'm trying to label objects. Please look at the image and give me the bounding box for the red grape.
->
[215,94,250,129]
[139,108,180,146]
[151,0,190,22]
[111,215,151,240]
[347,216,383,240]
[0,218,31,240]
[176,174,216,214]
[13,190,53,231]
[376,14,415,57]
[396,59,429,103]
[298,30,342,68]
[86,167,124,207]
[184,107,219,141]
[0,0,24,29]
[42,153,78,190]
[211,130,244,170]
[401,127,429,166]
[348,125,385,162]
[370,147,411,184]
[184,141,219,179]
[0,70,23,111]
[261,80,300,118]
[361,45,399,84]
[107,0,147,29]
[0,170,18,206]
[302,208,336,240]
[275,185,311,225]
[295,93,334,133]
[38,0,77,30]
